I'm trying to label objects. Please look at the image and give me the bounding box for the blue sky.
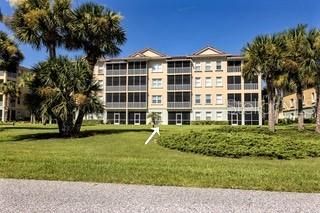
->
[1,0,320,67]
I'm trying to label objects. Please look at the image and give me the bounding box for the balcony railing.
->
[167,102,191,109]
[106,85,126,92]
[167,67,192,74]
[167,84,191,91]
[128,68,147,75]
[244,83,258,90]
[106,69,127,76]
[128,102,147,108]
[0,71,4,76]
[227,66,241,72]
[244,101,259,108]
[128,85,147,91]
[228,101,242,108]
[0,101,3,107]
[106,102,126,108]
[227,84,241,90]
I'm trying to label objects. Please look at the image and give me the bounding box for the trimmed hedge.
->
[158,126,320,159]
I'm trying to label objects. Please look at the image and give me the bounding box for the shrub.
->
[158,127,320,160]
[82,120,103,126]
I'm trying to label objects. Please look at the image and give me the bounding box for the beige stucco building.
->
[281,88,317,120]
[0,67,30,122]
[92,46,263,125]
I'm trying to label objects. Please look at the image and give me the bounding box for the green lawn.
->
[0,124,320,192]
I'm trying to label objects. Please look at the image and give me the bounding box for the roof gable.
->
[193,46,225,56]
[129,48,166,58]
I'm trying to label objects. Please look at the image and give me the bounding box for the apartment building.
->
[281,88,317,120]
[92,46,263,125]
[0,66,30,122]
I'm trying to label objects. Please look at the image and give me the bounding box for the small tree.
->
[147,112,161,127]
[30,57,103,137]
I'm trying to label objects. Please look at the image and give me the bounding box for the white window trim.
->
[205,94,212,104]
[195,77,202,88]
[216,77,223,87]
[216,94,223,105]
[205,77,213,88]
[152,79,163,88]
[195,94,201,105]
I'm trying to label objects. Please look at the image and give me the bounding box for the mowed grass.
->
[0,124,320,192]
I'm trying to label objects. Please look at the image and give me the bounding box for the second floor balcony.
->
[167,101,191,109]
[244,83,258,90]
[167,67,192,74]
[106,85,126,92]
[128,85,147,91]
[106,69,127,76]
[128,68,147,75]
[227,84,241,90]
[167,84,191,91]
[227,66,241,72]
[106,102,126,108]
[227,101,242,108]
[244,101,259,108]
[128,102,147,108]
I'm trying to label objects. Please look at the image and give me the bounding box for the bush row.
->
[191,121,229,125]
[158,127,320,159]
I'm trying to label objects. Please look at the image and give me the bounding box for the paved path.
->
[1,179,319,213]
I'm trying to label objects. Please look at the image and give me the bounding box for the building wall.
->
[281,88,317,120]
[92,47,263,125]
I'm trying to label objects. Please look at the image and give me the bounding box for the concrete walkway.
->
[1,179,319,213]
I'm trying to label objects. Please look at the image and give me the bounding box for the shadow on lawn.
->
[6,128,151,142]
[0,126,56,130]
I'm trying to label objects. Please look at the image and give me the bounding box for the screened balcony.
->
[128,92,147,108]
[167,75,191,91]
[227,61,241,72]
[128,76,147,91]
[167,61,192,74]
[167,102,191,109]
[105,102,126,108]
[106,63,127,76]
[167,92,191,109]
[128,61,147,75]
[227,76,241,90]
[244,76,259,90]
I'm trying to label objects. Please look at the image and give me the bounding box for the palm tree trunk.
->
[48,43,56,59]
[296,85,304,131]
[316,85,320,133]
[4,94,9,122]
[267,82,275,132]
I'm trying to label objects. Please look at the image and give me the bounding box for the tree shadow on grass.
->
[6,128,151,142]
[0,126,56,131]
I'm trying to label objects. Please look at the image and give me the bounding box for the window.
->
[205,77,212,87]
[216,111,223,120]
[205,62,212,71]
[205,94,212,104]
[195,94,201,104]
[195,77,201,88]
[216,77,223,87]
[195,112,201,121]
[216,61,222,70]
[152,63,162,72]
[152,79,162,88]
[98,64,104,74]
[152,95,162,104]
[216,94,223,105]
[206,112,212,121]
[194,62,201,72]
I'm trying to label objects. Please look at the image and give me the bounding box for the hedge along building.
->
[91,46,263,125]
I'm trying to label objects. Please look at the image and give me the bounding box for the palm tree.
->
[305,28,320,133]
[5,0,72,59]
[282,25,313,131]
[147,112,161,127]
[65,2,126,70]
[30,57,103,137]
[65,2,126,132]
[242,34,284,132]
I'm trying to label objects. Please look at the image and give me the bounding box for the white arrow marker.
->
[145,127,160,144]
